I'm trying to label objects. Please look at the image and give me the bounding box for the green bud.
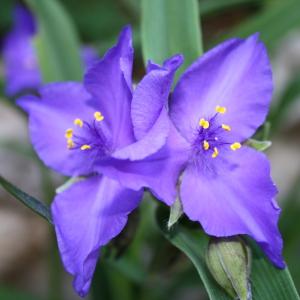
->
[246,139,272,152]
[205,236,252,300]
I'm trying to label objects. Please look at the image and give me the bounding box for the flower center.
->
[64,111,111,155]
[193,105,241,159]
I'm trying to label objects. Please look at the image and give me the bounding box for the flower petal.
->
[51,175,142,297]
[17,82,98,176]
[112,55,184,160]
[84,26,134,149]
[3,5,41,96]
[97,123,189,205]
[132,54,184,140]
[180,146,284,267]
[170,34,273,142]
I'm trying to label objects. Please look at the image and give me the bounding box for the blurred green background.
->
[0,0,300,299]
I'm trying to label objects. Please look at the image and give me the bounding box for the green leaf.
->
[269,71,300,133]
[0,286,41,300]
[156,206,300,300]
[141,0,202,74]
[219,0,300,51]
[0,175,52,224]
[200,0,261,16]
[25,0,82,82]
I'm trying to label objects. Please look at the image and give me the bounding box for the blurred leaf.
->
[156,206,300,300]
[220,0,300,50]
[60,0,130,42]
[0,175,52,224]
[141,0,202,74]
[269,72,300,132]
[0,0,15,37]
[0,287,40,300]
[200,0,261,16]
[25,0,82,82]
[246,139,272,151]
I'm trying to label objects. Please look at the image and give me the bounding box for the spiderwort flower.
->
[3,5,98,96]
[18,27,187,296]
[168,34,284,268]
[3,5,41,96]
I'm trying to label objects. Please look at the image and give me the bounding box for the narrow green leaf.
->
[156,206,300,300]
[141,0,202,74]
[200,0,261,16]
[219,0,300,51]
[269,71,300,132]
[0,286,41,300]
[0,175,52,224]
[25,0,82,82]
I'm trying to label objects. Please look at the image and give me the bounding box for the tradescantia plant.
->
[0,0,300,299]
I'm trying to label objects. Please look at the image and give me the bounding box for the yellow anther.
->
[230,142,242,151]
[94,111,104,121]
[74,118,83,127]
[199,118,210,129]
[222,124,231,131]
[215,105,227,114]
[67,139,75,149]
[80,144,91,151]
[203,140,210,151]
[212,147,219,158]
[65,128,73,139]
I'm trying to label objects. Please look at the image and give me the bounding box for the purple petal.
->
[132,54,183,140]
[3,6,40,96]
[80,46,99,71]
[52,175,142,297]
[17,83,98,176]
[170,34,273,142]
[180,146,284,268]
[97,123,189,205]
[84,26,134,149]
[13,5,36,35]
[112,55,183,160]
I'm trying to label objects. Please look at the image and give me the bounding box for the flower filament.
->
[64,111,107,152]
[196,105,242,159]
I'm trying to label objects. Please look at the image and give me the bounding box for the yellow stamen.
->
[94,111,104,121]
[203,140,210,151]
[222,124,231,131]
[74,118,83,127]
[65,128,73,139]
[67,139,74,149]
[230,142,242,151]
[215,105,227,114]
[199,118,210,129]
[212,147,219,158]
[80,144,91,150]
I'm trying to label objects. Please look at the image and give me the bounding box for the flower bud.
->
[205,236,252,300]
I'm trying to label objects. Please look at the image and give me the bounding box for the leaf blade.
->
[141,0,202,74]
[25,0,82,82]
[0,175,52,224]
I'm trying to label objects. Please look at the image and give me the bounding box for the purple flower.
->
[3,5,41,96]
[18,27,187,297]
[168,34,284,268]
[2,5,98,96]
